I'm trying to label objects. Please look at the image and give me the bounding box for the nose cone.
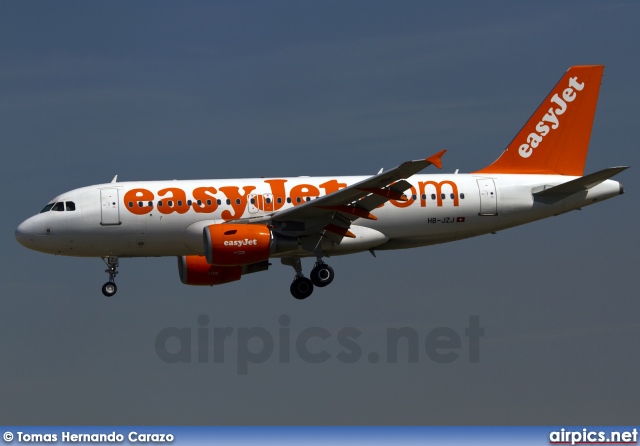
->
[15,218,35,248]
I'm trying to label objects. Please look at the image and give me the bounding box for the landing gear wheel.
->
[310,264,334,287]
[102,282,118,297]
[290,277,314,300]
[101,256,119,297]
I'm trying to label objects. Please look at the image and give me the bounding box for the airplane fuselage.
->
[15,173,623,259]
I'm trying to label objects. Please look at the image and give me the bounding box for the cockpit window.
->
[52,202,65,212]
[40,203,55,213]
[66,201,76,211]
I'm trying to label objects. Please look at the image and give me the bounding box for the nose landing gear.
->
[101,256,119,297]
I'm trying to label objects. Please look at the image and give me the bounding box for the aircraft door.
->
[248,194,259,214]
[100,188,121,225]
[263,193,274,212]
[477,179,498,216]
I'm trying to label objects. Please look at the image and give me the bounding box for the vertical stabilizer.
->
[474,65,604,175]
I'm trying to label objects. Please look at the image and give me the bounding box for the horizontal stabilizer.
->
[533,166,628,197]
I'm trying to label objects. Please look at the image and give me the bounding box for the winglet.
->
[426,150,446,169]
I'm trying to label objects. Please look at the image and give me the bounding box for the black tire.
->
[290,277,314,300]
[102,282,117,297]
[310,264,334,287]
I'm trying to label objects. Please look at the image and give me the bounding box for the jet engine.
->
[178,255,269,286]
[203,223,272,266]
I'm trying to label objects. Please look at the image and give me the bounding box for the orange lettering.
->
[261,179,288,211]
[418,181,459,207]
[290,184,320,206]
[192,187,219,213]
[158,188,190,214]
[319,179,347,196]
[219,186,256,220]
[123,188,154,215]
[389,186,416,208]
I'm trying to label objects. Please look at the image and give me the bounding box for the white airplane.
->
[15,65,627,299]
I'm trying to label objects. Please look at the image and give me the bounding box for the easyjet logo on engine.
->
[123,179,462,221]
[224,239,259,247]
[518,76,585,159]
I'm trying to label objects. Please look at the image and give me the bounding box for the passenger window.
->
[450,193,455,199]
[235,199,241,205]
[287,197,291,204]
[421,194,426,200]
[266,198,272,204]
[217,199,221,205]
[52,202,65,211]
[431,194,436,200]
[412,194,417,200]
[277,198,283,204]
[226,199,231,205]
[158,201,163,207]
[168,200,174,207]
[207,200,212,206]
[460,193,465,199]
[40,203,54,213]
[440,193,446,199]
[177,200,183,207]
[148,201,153,207]
[296,197,301,203]
[250,198,255,205]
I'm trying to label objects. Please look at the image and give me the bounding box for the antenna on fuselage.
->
[111,175,118,183]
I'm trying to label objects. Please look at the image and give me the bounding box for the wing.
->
[229,150,445,246]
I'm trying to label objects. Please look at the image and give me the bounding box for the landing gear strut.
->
[282,257,313,300]
[101,256,119,297]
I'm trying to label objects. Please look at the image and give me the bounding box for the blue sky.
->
[1,1,639,424]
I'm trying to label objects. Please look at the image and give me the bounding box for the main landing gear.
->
[284,258,335,300]
[310,262,334,288]
[101,256,119,297]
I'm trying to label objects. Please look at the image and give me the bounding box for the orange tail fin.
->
[474,65,604,175]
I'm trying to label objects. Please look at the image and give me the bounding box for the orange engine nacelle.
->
[204,224,272,266]
[178,255,242,286]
